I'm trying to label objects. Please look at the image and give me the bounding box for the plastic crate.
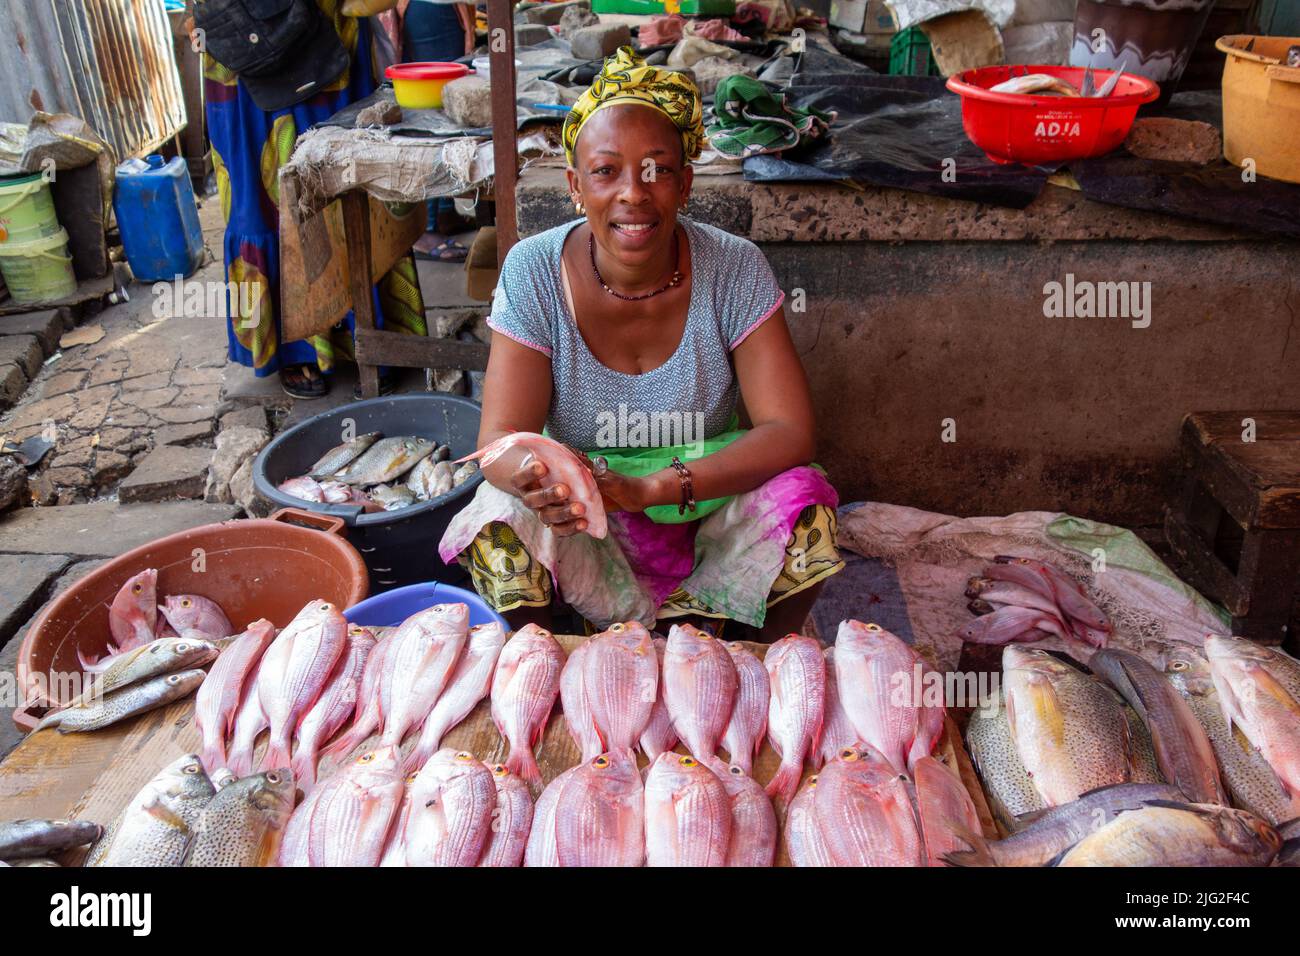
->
[889,26,939,76]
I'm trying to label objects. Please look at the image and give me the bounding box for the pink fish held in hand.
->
[764,634,825,804]
[491,624,564,785]
[458,432,607,538]
[663,623,738,762]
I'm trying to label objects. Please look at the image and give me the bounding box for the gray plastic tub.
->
[252,394,483,593]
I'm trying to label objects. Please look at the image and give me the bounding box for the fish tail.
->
[29,710,62,734]
[940,829,996,867]
[764,760,802,804]
[200,739,227,777]
[260,733,291,775]
[291,744,318,792]
[506,744,541,784]
[322,715,374,761]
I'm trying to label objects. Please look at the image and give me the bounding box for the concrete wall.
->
[517,168,1300,527]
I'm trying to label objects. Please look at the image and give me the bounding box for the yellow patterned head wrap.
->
[562,46,705,166]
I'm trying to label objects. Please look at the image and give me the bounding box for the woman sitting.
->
[439,48,842,641]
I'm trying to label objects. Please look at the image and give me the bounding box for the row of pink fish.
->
[279,747,533,867]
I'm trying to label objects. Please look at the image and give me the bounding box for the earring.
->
[574,198,585,216]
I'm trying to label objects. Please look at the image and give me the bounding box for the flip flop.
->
[413,239,469,263]
[280,364,329,398]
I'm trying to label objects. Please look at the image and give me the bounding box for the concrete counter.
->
[516,167,1299,527]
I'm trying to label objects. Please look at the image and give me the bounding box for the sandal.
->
[280,363,329,398]
[413,238,469,263]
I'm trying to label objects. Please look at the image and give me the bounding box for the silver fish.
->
[335,436,435,486]
[452,460,479,487]
[308,431,382,478]
[0,819,102,860]
[72,637,217,703]
[965,692,1044,830]
[87,754,215,866]
[369,483,417,511]
[1057,801,1281,867]
[945,782,1183,867]
[32,669,206,734]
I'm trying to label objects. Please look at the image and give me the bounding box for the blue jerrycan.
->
[113,154,204,281]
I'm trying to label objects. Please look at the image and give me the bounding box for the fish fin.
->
[142,798,190,832]
[1139,799,1194,812]
[1046,845,1073,868]
[764,761,801,804]
[1013,807,1050,826]
[940,826,994,867]
[506,745,540,784]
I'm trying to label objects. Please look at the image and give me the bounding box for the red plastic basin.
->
[13,509,369,731]
[946,65,1160,166]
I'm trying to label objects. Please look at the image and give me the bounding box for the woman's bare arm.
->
[476,334,590,534]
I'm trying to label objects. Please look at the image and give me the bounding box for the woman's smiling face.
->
[567,103,694,271]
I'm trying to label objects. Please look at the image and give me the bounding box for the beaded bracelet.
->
[669,456,697,515]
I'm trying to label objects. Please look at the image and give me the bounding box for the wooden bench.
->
[1164,411,1300,646]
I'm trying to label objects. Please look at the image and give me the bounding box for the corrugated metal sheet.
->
[0,0,186,161]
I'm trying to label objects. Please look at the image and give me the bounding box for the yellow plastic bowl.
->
[385,62,471,110]
[1216,35,1300,184]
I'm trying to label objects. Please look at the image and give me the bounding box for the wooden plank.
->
[487,0,520,262]
[1188,411,1300,446]
[1183,416,1300,528]
[280,191,425,345]
[342,190,382,400]
[1164,507,1250,615]
[0,635,995,866]
[354,328,490,372]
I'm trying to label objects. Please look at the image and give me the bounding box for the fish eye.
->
[808,775,819,786]
[183,764,200,774]
[593,755,610,769]
[729,766,742,776]
[181,598,192,608]
[132,584,143,594]
[610,623,625,633]
[456,751,473,761]
[405,772,418,783]
[176,643,190,652]
[167,675,181,684]
[492,764,508,776]
[679,756,696,768]
[267,772,281,784]
[358,753,374,764]
[865,623,882,632]
[839,747,859,761]
[1171,661,1187,671]
[319,603,332,611]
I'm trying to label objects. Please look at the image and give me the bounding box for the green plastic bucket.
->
[0,227,76,304]
[0,172,61,247]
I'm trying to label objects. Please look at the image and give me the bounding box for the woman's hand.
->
[593,469,669,515]
[511,456,590,537]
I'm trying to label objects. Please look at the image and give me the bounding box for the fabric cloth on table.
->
[707,75,836,158]
[442,467,842,629]
[831,501,1229,672]
[204,0,427,376]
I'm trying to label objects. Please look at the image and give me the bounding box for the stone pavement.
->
[0,192,487,761]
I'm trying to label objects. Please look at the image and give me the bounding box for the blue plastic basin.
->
[343,581,507,631]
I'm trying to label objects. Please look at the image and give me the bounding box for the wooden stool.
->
[1164,412,1300,646]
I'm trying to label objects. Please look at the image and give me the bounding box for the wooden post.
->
[487,0,520,262]
[342,189,381,399]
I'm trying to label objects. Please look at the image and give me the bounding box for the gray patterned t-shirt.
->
[486,217,785,451]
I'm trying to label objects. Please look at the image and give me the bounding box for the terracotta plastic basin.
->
[13,509,369,731]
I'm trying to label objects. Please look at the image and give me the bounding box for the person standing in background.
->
[401,0,478,261]
[201,0,429,398]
